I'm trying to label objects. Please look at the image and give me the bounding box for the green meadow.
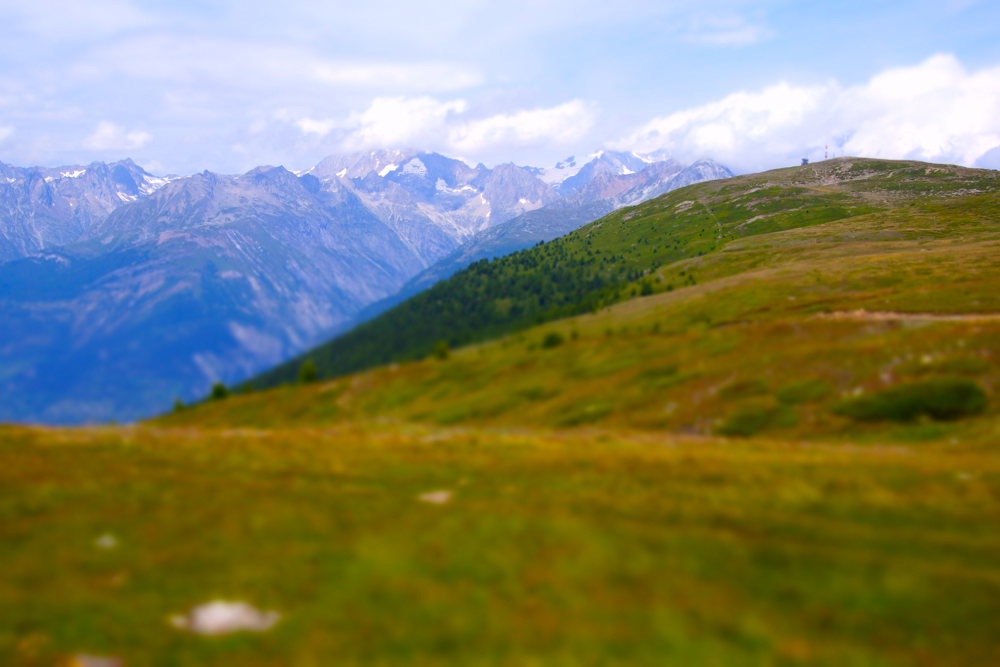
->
[3,158,1000,665]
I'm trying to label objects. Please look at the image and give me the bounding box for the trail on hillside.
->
[818,310,1000,322]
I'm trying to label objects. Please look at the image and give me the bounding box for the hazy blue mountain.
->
[0,166,438,424]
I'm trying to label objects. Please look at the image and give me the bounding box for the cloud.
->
[613,54,1000,173]
[70,35,482,94]
[0,125,13,143]
[286,97,596,157]
[450,100,596,151]
[339,97,468,149]
[83,122,152,151]
[314,62,482,91]
[683,15,773,46]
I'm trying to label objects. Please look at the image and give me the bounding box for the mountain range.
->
[0,149,732,423]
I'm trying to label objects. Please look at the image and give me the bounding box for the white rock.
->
[170,600,281,635]
[94,534,117,549]
[418,490,452,504]
[71,654,121,667]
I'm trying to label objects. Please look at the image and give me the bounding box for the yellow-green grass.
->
[3,422,1000,665]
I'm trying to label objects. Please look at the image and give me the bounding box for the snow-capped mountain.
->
[538,150,677,194]
[308,149,418,180]
[311,151,559,244]
[0,159,179,261]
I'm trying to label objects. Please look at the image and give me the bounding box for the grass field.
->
[3,159,1000,665]
[3,423,1000,665]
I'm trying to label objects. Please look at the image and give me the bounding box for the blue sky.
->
[1,0,999,175]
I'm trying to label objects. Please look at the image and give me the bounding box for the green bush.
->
[832,377,987,422]
[299,360,318,384]
[433,340,450,360]
[776,378,834,404]
[209,382,229,401]
[172,398,186,412]
[640,280,654,296]
[541,332,565,349]
[716,404,797,437]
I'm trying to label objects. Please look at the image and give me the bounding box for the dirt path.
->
[818,310,1000,323]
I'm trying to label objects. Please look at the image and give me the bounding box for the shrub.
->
[640,280,654,296]
[776,378,834,404]
[716,404,797,437]
[541,332,565,349]
[299,360,318,384]
[433,340,450,360]
[172,398,186,412]
[209,382,229,401]
[832,377,987,422]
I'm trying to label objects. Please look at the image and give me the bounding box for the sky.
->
[1,0,999,176]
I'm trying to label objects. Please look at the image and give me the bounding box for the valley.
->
[0,150,723,423]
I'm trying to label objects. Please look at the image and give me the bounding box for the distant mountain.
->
[0,166,441,423]
[550,150,668,194]
[308,149,418,180]
[317,152,559,244]
[0,159,177,262]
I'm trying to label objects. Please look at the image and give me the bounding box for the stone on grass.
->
[71,655,121,667]
[418,490,452,504]
[170,600,280,635]
[94,534,117,549]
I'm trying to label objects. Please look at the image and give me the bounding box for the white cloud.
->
[339,97,468,149]
[449,100,596,151]
[83,121,152,151]
[71,35,482,94]
[614,54,1000,173]
[287,97,595,157]
[314,62,482,91]
[683,16,773,46]
[0,125,13,143]
[5,0,151,40]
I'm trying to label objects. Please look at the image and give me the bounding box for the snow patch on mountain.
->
[401,158,427,175]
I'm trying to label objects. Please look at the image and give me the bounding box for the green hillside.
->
[6,157,1000,665]
[253,157,1000,389]
[166,164,1000,440]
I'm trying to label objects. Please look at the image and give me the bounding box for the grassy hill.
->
[251,157,1000,389]
[5,158,1000,665]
